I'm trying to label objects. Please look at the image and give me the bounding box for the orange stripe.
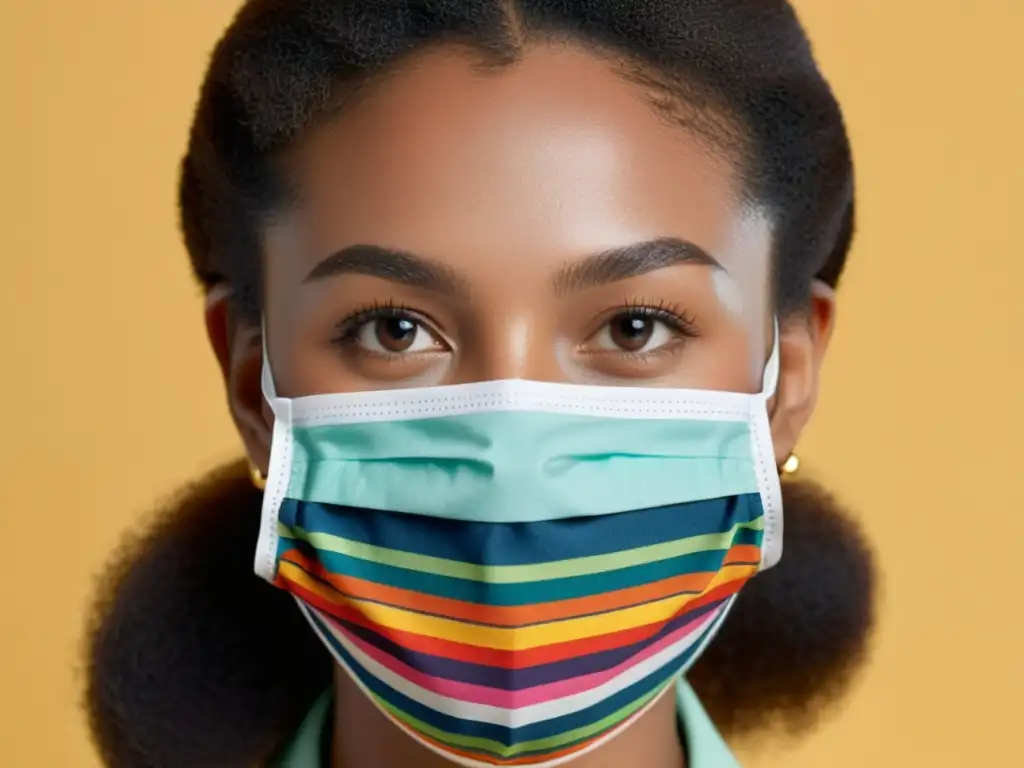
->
[280,567,750,669]
[281,546,756,627]
[724,544,761,566]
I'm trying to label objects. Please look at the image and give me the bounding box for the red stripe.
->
[279,569,750,669]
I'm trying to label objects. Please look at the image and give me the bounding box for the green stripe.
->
[281,532,760,605]
[280,518,762,584]
[377,679,664,757]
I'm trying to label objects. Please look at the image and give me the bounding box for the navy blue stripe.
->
[280,493,763,566]
[309,607,718,750]
[278,533,760,605]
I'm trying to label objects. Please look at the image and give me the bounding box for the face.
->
[206,44,835,474]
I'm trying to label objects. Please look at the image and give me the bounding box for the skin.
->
[205,44,835,768]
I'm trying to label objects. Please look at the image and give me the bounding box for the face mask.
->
[255,331,782,768]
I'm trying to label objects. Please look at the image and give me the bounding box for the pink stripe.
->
[329,607,720,709]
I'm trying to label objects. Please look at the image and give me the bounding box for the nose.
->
[455,312,569,383]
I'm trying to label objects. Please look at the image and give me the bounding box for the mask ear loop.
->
[755,317,785,570]
[253,318,293,581]
[761,319,800,477]
[260,318,279,402]
[761,317,781,399]
[249,321,279,490]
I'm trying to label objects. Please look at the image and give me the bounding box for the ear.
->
[205,285,272,474]
[769,280,836,465]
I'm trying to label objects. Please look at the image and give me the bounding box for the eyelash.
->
[330,298,699,351]
[613,298,700,339]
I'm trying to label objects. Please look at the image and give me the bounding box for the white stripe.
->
[311,603,720,728]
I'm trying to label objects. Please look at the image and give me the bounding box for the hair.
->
[179,0,854,324]
[86,2,874,766]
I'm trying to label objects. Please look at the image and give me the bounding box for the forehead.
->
[278,44,765,283]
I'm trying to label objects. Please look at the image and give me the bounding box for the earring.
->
[249,463,267,491]
[781,453,800,475]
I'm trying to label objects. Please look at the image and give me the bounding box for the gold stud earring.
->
[249,463,267,491]
[781,454,800,475]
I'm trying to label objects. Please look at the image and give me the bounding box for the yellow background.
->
[2,1,1021,765]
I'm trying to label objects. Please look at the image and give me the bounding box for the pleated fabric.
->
[274,493,763,765]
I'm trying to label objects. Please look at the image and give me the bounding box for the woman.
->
[85,1,876,766]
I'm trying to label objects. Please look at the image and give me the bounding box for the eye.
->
[588,308,695,354]
[340,309,447,355]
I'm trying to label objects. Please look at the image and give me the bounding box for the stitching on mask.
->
[285,389,763,424]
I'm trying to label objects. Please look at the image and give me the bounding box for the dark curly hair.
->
[85,2,875,766]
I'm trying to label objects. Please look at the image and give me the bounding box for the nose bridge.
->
[459,305,568,383]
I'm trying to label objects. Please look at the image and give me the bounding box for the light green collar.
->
[674,678,740,767]
[276,678,740,768]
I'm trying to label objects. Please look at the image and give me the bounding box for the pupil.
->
[384,317,415,340]
[620,316,648,338]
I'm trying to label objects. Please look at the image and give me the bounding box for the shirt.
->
[276,678,740,768]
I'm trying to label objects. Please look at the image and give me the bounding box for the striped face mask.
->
[255,330,782,768]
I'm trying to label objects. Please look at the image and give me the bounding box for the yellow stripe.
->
[279,560,755,650]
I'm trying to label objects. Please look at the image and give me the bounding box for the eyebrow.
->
[304,236,721,296]
[304,244,469,296]
[552,237,722,296]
